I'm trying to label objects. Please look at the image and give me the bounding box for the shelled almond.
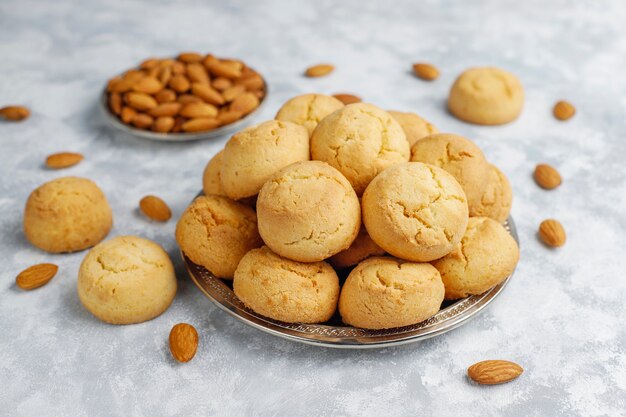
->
[105,53,267,134]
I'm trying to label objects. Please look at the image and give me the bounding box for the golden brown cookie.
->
[388,110,439,146]
[175,195,263,279]
[310,103,410,195]
[256,161,361,262]
[448,67,524,125]
[202,150,226,196]
[77,236,177,324]
[23,177,113,253]
[220,120,310,200]
[362,162,468,262]
[471,164,512,222]
[328,225,385,269]
[432,217,519,300]
[275,93,344,135]
[233,246,340,323]
[410,133,490,213]
[338,257,444,329]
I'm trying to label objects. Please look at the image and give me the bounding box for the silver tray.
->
[99,71,268,142]
[183,217,518,349]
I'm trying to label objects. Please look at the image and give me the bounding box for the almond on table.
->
[305,64,335,78]
[553,100,576,121]
[169,323,199,363]
[412,63,440,80]
[333,93,361,105]
[539,219,566,247]
[139,195,172,222]
[46,152,84,169]
[16,263,59,290]
[534,163,562,189]
[467,360,523,385]
[0,105,30,121]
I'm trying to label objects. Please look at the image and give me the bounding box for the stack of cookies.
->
[176,94,520,330]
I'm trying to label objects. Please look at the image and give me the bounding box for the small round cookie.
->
[432,217,519,300]
[328,225,385,269]
[233,246,340,323]
[410,133,490,213]
[339,257,444,329]
[310,103,410,195]
[175,195,263,279]
[202,150,226,197]
[78,236,177,325]
[220,120,310,200]
[257,161,360,262]
[448,67,524,125]
[388,110,439,146]
[275,93,345,136]
[362,162,468,262]
[471,164,512,222]
[23,176,113,253]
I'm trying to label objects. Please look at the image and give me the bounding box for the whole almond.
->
[158,66,172,86]
[222,85,246,102]
[182,117,220,132]
[180,102,218,118]
[217,110,243,125]
[120,106,137,124]
[205,59,243,79]
[412,63,440,81]
[153,116,175,133]
[169,323,198,363]
[539,219,566,247]
[468,360,523,385]
[554,100,575,121]
[149,102,182,118]
[132,113,154,129]
[212,77,232,91]
[0,105,30,121]
[178,94,203,105]
[139,195,171,221]
[108,93,123,115]
[305,64,334,78]
[333,93,361,105]
[171,61,186,75]
[169,75,191,93]
[125,92,158,111]
[230,92,259,115]
[107,76,122,93]
[187,63,210,85]
[111,78,134,93]
[178,52,203,63]
[46,152,84,169]
[16,263,58,290]
[191,83,225,105]
[123,69,144,82]
[534,164,562,189]
[238,74,264,91]
[155,89,177,104]
[140,58,160,70]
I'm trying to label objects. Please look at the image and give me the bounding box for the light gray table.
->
[1,0,625,416]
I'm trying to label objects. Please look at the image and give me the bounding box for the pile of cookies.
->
[176,91,520,330]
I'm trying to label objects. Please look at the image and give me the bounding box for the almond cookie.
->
[448,67,524,125]
[388,110,439,146]
[328,225,385,269]
[220,120,310,200]
[175,195,263,279]
[275,93,344,136]
[256,161,360,262]
[23,177,113,253]
[338,257,444,329]
[471,164,512,223]
[233,246,340,323]
[410,133,489,214]
[362,162,468,262]
[77,236,177,324]
[432,217,519,300]
[310,103,410,195]
[202,150,226,196]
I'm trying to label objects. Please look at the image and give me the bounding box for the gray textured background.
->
[1,0,625,416]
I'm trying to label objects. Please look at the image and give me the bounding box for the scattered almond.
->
[412,63,439,81]
[305,64,334,78]
[553,101,575,121]
[139,195,172,222]
[169,323,199,363]
[1,105,30,121]
[468,360,523,385]
[46,152,84,169]
[16,263,58,290]
[539,219,566,247]
[534,164,562,189]
[333,93,361,105]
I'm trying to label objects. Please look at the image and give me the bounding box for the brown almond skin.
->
[468,360,523,385]
[169,323,198,363]
[123,69,144,83]
[187,63,210,85]
[212,77,232,91]
[305,64,334,77]
[46,152,84,169]
[139,195,172,222]
[539,219,566,247]
[108,93,123,115]
[132,113,154,129]
[1,105,30,121]
[132,77,163,94]
[107,76,122,92]
[153,116,175,133]
[534,164,562,189]
[412,63,440,80]
[191,83,225,105]
[180,102,218,118]
[158,66,172,86]
[111,78,134,93]
[125,92,157,111]
[178,52,203,63]
[178,94,203,105]
[205,59,243,79]
[222,85,245,102]
[217,110,243,125]
[155,89,177,104]
[182,117,220,132]
[16,263,58,290]
[149,102,182,118]
[140,58,160,70]
[554,101,575,121]
[333,93,361,105]
[120,106,137,124]
[230,92,259,115]
[169,75,191,93]
[238,74,264,91]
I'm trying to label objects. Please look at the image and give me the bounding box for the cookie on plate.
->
[202,150,227,197]
[471,164,512,222]
[328,225,385,269]
[275,93,344,136]
[388,110,438,146]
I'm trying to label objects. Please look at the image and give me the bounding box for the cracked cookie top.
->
[471,164,512,223]
[275,93,344,136]
[202,150,227,197]
[362,162,469,262]
[310,103,410,195]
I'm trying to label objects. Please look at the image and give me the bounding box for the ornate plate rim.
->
[183,217,518,349]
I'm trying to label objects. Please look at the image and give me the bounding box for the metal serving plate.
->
[183,217,518,349]
[100,71,268,142]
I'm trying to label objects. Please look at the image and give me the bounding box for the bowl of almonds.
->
[102,52,267,141]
